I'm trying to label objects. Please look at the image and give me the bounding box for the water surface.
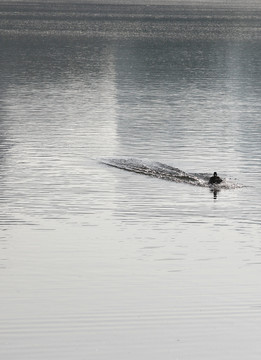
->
[1,2,261,359]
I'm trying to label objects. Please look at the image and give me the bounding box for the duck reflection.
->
[210,187,220,199]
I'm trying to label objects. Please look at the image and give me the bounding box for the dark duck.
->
[208,172,223,185]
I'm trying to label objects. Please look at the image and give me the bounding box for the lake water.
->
[1,1,261,359]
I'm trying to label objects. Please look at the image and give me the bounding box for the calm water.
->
[1,2,261,359]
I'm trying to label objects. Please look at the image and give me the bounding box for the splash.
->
[101,157,242,189]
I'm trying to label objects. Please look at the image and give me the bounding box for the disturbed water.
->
[1,1,261,359]
[101,157,244,188]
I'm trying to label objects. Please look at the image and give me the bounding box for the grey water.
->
[1,1,261,359]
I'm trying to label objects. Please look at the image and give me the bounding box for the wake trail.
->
[101,157,243,190]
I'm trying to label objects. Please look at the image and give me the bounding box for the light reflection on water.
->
[1,2,261,359]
